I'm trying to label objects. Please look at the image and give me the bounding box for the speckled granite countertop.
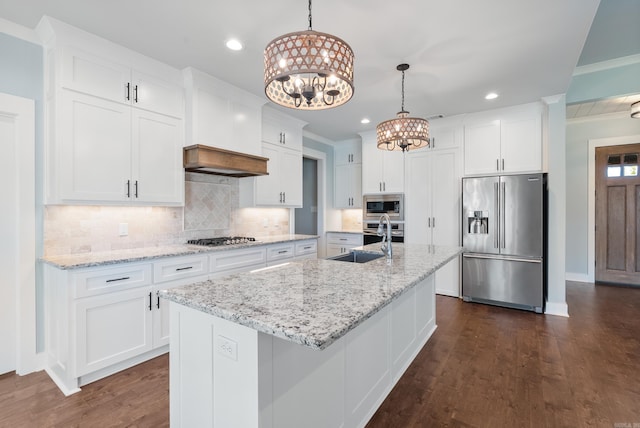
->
[161,244,462,350]
[41,234,318,270]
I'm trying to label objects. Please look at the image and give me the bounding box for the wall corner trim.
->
[545,301,569,317]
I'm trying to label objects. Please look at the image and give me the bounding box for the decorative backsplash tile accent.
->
[44,173,291,256]
[184,173,235,231]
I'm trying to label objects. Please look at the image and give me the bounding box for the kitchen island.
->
[162,243,461,428]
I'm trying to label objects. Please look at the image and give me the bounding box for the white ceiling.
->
[0,0,608,141]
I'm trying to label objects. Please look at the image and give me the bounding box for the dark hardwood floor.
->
[1,282,638,427]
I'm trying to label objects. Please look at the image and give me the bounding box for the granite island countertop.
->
[41,234,318,270]
[161,243,462,350]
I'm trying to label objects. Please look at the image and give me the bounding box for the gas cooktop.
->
[187,237,256,247]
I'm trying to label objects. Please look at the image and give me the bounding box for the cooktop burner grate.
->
[187,237,256,246]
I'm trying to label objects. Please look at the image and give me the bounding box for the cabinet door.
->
[60,91,131,202]
[430,149,460,247]
[61,46,130,104]
[255,143,282,205]
[131,70,184,118]
[75,287,153,376]
[464,120,500,176]
[351,163,362,208]
[280,146,303,207]
[361,139,383,194]
[335,164,352,208]
[381,152,405,193]
[326,243,350,258]
[404,151,432,245]
[430,126,462,150]
[500,113,542,173]
[132,109,184,204]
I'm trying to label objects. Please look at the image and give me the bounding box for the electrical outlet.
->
[118,223,128,236]
[217,335,237,361]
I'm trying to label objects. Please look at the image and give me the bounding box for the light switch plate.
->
[118,223,128,236]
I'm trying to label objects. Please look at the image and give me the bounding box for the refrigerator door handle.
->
[501,181,506,249]
[463,253,542,263]
[494,182,499,248]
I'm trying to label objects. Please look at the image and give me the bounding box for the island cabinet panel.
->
[168,273,437,428]
[344,306,391,427]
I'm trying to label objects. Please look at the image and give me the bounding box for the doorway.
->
[595,143,640,286]
[0,93,36,375]
[295,157,318,235]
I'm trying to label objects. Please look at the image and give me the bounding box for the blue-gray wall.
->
[0,32,44,351]
[565,62,640,277]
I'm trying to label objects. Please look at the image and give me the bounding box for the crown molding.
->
[573,54,640,76]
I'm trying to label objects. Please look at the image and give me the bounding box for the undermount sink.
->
[329,251,384,263]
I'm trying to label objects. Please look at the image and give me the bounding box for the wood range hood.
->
[183,144,269,177]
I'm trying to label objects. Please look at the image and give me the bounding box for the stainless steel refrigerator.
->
[462,173,547,313]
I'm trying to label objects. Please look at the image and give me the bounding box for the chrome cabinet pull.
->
[432,217,435,228]
[126,180,131,198]
[156,291,160,309]
[134,180,139,198]
[283,192,286,203]
[428,217,431,227]
[125,82,130,101]
[496,159,499,171]
[502,158,505,170]
[148,292,152,311]
[134,85,138,103]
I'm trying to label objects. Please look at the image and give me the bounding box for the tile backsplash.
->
[44,173,291,256]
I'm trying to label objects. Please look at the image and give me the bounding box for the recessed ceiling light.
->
[361,118,370,124]
[485,92,498,100]
[226,39,243,51]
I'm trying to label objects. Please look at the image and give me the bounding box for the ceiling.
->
[1,0,630,141]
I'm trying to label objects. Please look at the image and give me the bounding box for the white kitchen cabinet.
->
[405,147,461,296]
[37,17,184,205]
[463,105,542,176]
[334,141,362,208]
[262,106,303,151]
[428,124,463,150]
[239,107,306,208]
[326,232,363,258]
[209,246,268,278]
[152,255,210,347]
[57,90,183,204]
[75,286,154,377]
[294,239,318,260]
[183,67,263,156]
[360,131,405,194]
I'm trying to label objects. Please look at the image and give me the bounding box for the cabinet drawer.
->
[267,243,295,262]
[72,263,152,298]
[295,240,317,256]
[326,233,363,246]
[210,247,267,273]
[153,255,209,284]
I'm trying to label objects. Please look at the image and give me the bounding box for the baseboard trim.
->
[545,300,569,317]
[565,272,589,283]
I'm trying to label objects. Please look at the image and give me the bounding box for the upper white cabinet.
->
[239,106,306,207]
[37,17,184,205]
[334,140,362,208]
[183,67,264,156]
[360,130,405,194]
[463,104,542,176]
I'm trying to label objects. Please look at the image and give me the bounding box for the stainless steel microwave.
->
[363,193,404,221]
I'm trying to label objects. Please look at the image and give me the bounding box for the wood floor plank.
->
[1,283,639,427]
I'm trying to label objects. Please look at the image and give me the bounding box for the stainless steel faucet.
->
[377,213,392,260]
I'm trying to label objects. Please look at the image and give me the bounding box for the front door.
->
[595,143,640,285]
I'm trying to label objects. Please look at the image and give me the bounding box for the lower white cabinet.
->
[75,286,153,377]
[43,239,318,394]
[326,232,363,258]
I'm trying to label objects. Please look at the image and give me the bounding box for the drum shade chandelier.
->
[376,64,429,152]
[264,0,354,109]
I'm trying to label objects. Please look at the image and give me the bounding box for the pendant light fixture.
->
[264,0,354,110]
[376,64,429,152]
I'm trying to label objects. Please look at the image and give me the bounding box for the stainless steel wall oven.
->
[362,193,405,245]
